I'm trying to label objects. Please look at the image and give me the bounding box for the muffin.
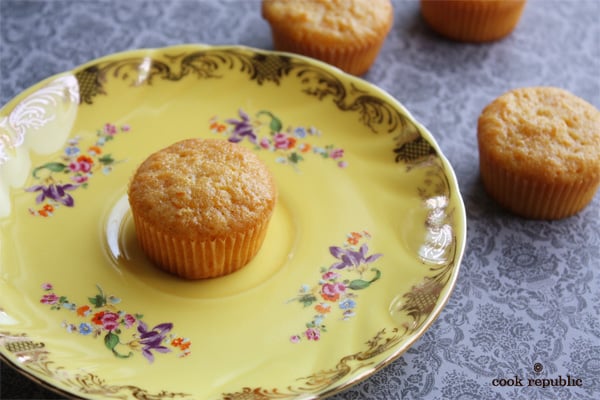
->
[128,138,277,279]
[261,0,394,76]
[420,0,527,42]
[477,87,600,220]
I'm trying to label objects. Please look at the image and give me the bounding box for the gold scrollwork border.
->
[0,331,191,399]
[73,47,437,162]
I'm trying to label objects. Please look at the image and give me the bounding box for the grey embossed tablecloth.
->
[1,0,599,399]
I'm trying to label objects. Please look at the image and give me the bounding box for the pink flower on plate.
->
[70,162,92,173]
[323,282,346,295]
[68,161,80,172]
[322,271,339,281]
[321,282,346,302]
[259,137,271,149]
[41,283,53,291]
[305,328,320,341]
[101,312,120,331]
[68,156,93,173]
[104,123,117,135]
[122,314,136,328]
[273,133,295,150]
[330,148,344,159]
[290,335,301,343]
[40,293,59,305]
[72,175,89,184]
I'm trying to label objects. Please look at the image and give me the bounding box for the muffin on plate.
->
[128,138,277,279]
[477,87,600,220]
[420,0,527,42]
[261,0,394,76]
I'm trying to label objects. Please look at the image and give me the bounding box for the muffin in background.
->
[261,0,394,76]
[477,87,600,220]
[420,0,526,42]
[128,138,277,279]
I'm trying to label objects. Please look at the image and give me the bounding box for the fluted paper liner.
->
[421,0,527,42]
[479,153,599,220]
[132,212,270,279]
[269,26,386,76]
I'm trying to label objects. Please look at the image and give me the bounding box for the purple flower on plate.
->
[329,243,382,270]
[137,320,173,363]
[26,183,78,207]
[226,109,257,144]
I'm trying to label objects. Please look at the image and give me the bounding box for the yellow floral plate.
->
[0,45,466,399]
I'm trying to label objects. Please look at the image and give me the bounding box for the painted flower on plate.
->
[289,231,383,343]
[209,108,347,170]
[26,123,130,217]
[39,283,191,362]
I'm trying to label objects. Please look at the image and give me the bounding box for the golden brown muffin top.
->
[128,138,277,238]
[478,87,600,183]
[262,0,393,44]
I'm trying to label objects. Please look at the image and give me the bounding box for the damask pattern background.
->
[1,1,599,399]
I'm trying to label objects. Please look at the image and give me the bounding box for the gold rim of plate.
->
[0,44,467,399]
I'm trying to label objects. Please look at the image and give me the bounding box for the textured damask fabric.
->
[0,0,599,399]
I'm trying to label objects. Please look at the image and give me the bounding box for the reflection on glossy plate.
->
[0,45,466,399]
